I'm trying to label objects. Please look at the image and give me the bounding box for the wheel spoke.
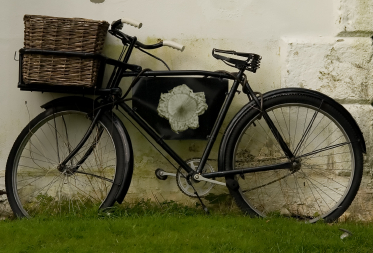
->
[296,142,351,159]
[293,101,323,156]
[75,171,114,183]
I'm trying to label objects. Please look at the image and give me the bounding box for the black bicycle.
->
[6,18,366,223]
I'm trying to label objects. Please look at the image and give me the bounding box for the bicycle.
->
[5,17,366,223]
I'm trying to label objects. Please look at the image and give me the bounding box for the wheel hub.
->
[57,164,76,176]
[290,159,301,173]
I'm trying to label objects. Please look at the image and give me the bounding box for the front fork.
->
[57,108,105,172]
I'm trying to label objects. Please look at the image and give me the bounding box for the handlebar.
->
[163,41,185,52]
[110,18,185,52]
[121,18,142,29]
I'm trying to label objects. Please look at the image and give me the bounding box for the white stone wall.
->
[280,0,373,220]
[0,0,372,219]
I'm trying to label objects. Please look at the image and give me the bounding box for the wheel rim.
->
[12,110,117,217]
[233,103,355,222]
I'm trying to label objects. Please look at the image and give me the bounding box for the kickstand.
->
[189,180,209,214]
[195,192,209,214]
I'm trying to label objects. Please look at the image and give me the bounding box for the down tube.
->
[118,102,194,174]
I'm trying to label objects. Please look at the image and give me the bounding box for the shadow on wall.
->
[90,0,105,3]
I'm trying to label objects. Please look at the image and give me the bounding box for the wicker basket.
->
[22,15,109,87]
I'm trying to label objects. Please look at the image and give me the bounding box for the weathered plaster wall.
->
[1,0,372,219]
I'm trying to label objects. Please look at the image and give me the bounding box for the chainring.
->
[176,158,215,198]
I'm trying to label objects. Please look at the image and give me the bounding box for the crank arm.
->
[159,171,176,177]
[193,174,226,186]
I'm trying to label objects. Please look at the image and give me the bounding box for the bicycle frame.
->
[58,31,294,183]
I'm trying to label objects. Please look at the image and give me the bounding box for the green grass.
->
[1,200,373,253]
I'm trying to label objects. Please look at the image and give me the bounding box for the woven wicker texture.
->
[22,15,109,87]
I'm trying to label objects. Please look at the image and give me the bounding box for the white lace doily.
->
[157,84,208,133]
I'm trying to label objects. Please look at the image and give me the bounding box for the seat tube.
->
[196,69,245,174]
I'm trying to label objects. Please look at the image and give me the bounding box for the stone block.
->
[336,0,373,33]
[343,177,373,221]
[343,104,373,173]
[280,37,373,103]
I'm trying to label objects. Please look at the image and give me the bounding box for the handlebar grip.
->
[162,40,185,52]
[121,18,142,29]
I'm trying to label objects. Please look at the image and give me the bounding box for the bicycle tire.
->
[6,104,132,217]
[222,92,363,223]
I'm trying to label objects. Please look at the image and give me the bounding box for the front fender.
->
[41,96,97,110]
[218,88,366,172]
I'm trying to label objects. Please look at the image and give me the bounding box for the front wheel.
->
[223,92,363,223]
[6,104,132,218]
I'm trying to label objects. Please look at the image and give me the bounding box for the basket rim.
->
[23,14,109,25]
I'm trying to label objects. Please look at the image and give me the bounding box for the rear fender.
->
[218,88,366,172]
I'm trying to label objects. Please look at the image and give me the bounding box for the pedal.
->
[155,168,176,180]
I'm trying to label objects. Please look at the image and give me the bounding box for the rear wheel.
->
[6,105,131,217]
[223,92,363,223]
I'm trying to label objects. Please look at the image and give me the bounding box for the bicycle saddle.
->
[212,48,261,73]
